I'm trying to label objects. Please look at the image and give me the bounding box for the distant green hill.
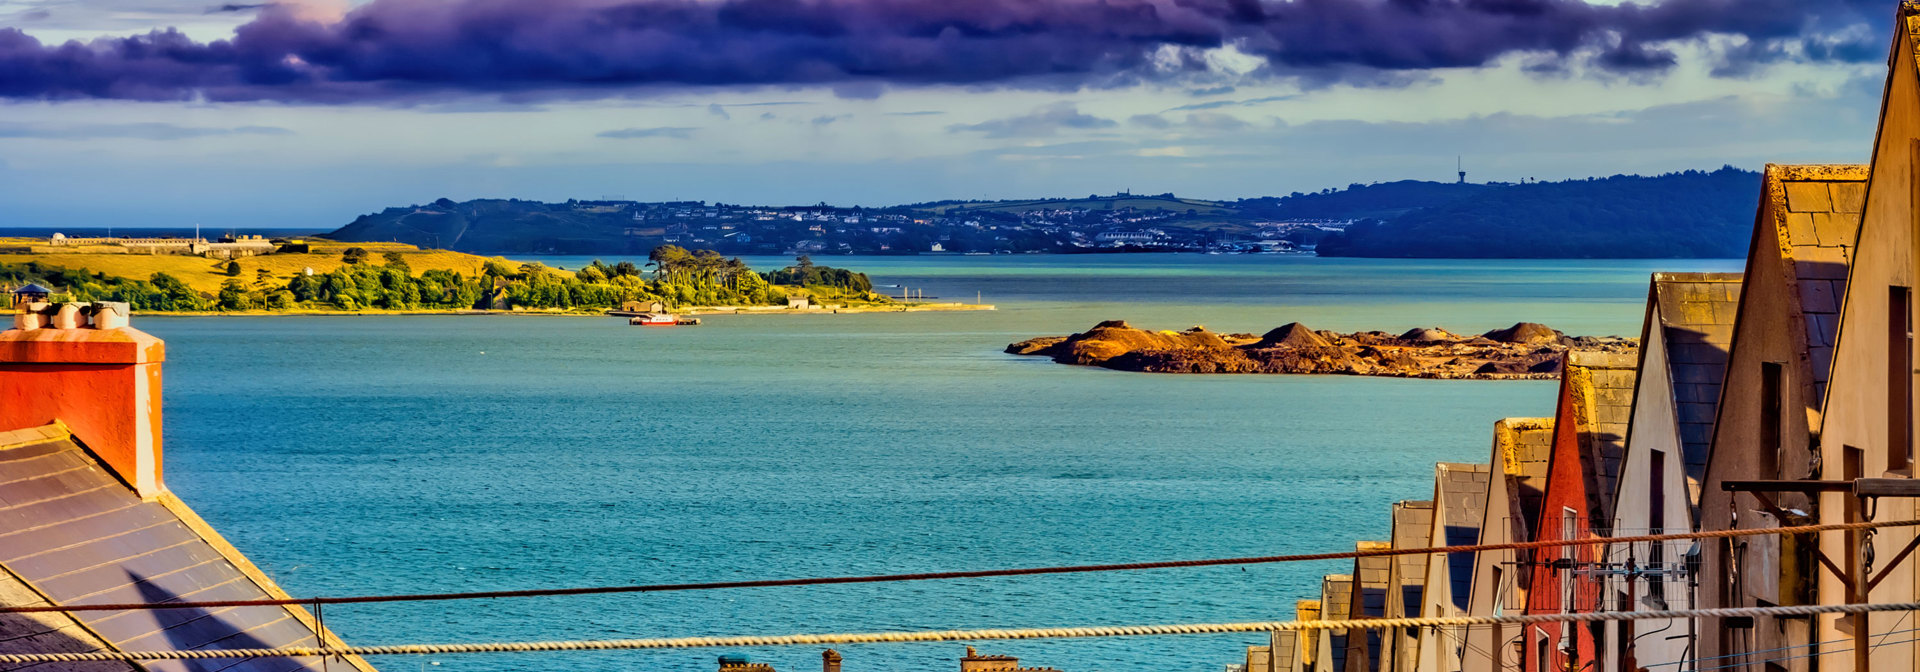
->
[1316,167,1761,258]
[325,167,1768,258]
[1234,180,1492,221]
[328,198,643,254]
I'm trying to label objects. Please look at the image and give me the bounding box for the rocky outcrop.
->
[1007,320,1635,379]
[1482,322,1563,345]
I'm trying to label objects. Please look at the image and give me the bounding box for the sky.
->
[0,0,1900,229]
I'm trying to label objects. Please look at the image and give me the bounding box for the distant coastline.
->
[317,168,1761,259]
[1,238,941,318]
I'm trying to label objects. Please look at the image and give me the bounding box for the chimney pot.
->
[51,303,84,329]
[91,302,130,330]
[13,302,49,331]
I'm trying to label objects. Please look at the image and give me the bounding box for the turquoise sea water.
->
[143,255,1740,672]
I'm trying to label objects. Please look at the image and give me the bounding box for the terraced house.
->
[1224,6,1920,670]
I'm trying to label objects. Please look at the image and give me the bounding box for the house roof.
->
[1434,463,1491,611]
[12,283,51,295]
[1760,164,1868,404]
[1390,501,1434,586]
[1321,575,1354,621]
[1352,541,1391,618]
[1493,418,1554,540]
[1273,631,1299,672]
[1390,501,1433,621]
[1647,273,1743,497]
[1565,351,1638,527]
[0,423,377,672]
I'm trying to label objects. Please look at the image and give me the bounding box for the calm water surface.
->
[145,255,1739,672]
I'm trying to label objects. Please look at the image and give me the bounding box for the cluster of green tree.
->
[1316,167,1762,258]
[1,261,210,311]
[764,255,873,292]
[4,247,882,313]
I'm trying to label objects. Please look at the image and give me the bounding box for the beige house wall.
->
[1607,311,1695,671]
[1695,164,1863,670]
[1462,418,1550,672]
[1818,16,1920,672]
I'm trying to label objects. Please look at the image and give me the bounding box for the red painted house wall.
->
[1523,371,1608,672]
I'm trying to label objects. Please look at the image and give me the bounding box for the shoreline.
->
[129,302,995,318]
[1010,320,1634,380]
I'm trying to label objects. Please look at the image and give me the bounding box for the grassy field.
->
[932,195,1232,215]
[0,240,512,294]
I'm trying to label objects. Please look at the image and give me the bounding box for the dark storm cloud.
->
[0,0,1892,102]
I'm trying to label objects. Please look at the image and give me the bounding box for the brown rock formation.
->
[1482,322,1563,345]
[1007,320,1635,379]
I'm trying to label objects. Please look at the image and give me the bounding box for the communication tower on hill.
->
[1457,156,1467,184]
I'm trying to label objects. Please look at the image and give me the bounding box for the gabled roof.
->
[1758,164,1867,402]
[1492,418,1554,539]
[1322,575,1354,621]
[0,424,376,672]
[1273,631,1299,672]
[1434,463,1491,611]
[1390,501,1433,587]
[1564,351,1638,526]
[1390,501,1433,620]
[1646,273,1743,493]
[1321,575,1353,672]
[12,283,51,295]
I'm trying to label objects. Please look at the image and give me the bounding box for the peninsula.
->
[1007,320,1635,379]
[0,236,961,316]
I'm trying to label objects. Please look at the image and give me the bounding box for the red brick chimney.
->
[0,302,166,497]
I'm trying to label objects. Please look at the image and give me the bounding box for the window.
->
[1761,362,1783,478]
[1649,450,1667,603]
[1892,286,1913,474]
[1491,566,1505,616]
[1561,506,1577,649]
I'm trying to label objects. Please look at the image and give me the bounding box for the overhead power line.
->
[6,517,1914,615]
[9,600,1920,664]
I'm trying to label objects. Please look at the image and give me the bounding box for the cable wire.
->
[9,600,1920,663]
[6,518,1915,615]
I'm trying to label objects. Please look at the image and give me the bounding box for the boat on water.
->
[629,313,700,326]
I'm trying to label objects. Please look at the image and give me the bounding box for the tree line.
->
[0,247,879,313]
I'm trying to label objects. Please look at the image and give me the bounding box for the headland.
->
[1008,320,1634,378]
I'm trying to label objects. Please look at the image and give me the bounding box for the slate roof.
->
[1349,542,1392,672]
[1434,463,1491,612]
[1493,418,1554,538]
[1567,351,1638,527]
[1764,164,1867,403]
[11,283,51,295]
[0,424,376,672]
[1648,273,1743,497]
[1321,576,1353,672]
[1272,631,1298,672]
[1389,501,1433,619]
